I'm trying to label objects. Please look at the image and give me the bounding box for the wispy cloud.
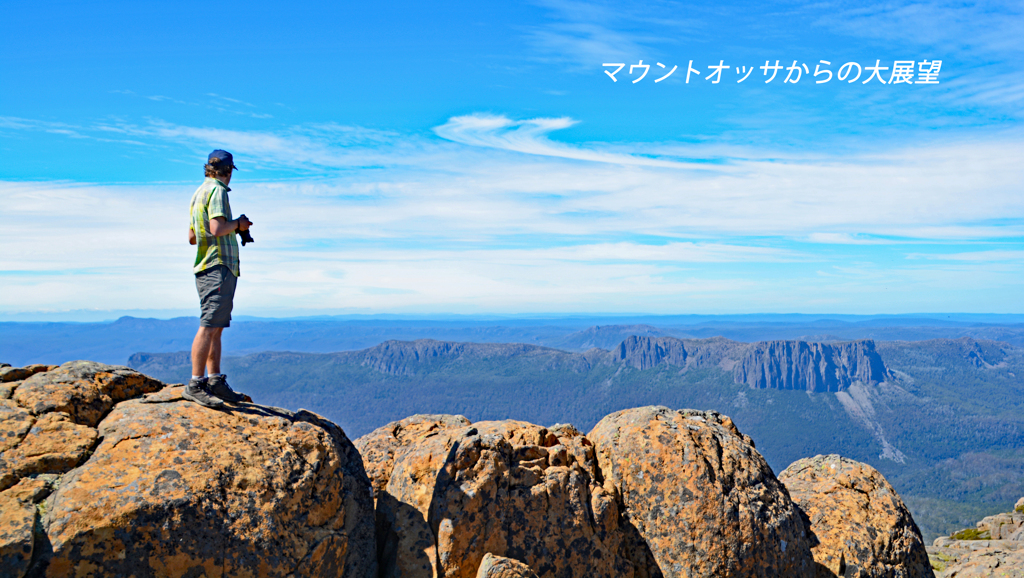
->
[2,112,1023,314]
[523,0,703,69]
[811,0,1024,55]
[108,90,276,119]
[434,113,702,167]
[810,0,1024,113]
[908,250,1024,262]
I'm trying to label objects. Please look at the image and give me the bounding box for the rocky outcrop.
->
[355,414,473,578]
[1,361,162,493]
[476,553,539,578]
[779,455,932,577]
[0,361,376,578]
[430,420,636,578]
[735,340,890,392]
[358,406,826,578]
[929,497,1024,577]
[11,360,164,427]
[588,406,815,578]
[0,364,56,385]
[356,413,473,499]
[356,415,635,578]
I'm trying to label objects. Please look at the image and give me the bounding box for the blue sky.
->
[1,0,1023,318]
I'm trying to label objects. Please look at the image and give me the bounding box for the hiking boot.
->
[207,374,247,403]
[183,377,224,408]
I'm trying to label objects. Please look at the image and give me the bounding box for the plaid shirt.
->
[189,177,240,276]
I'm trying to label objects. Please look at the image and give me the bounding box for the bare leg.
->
[191,327,220,377]
[206,327,224,375]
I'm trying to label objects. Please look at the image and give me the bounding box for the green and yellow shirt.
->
[189,177,240,276]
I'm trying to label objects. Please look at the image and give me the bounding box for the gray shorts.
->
[195,265,237,328]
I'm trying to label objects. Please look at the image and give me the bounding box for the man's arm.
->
[189,227,197,245]
[209,215,252,237]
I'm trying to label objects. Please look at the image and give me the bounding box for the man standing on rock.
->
[185,149,251,407]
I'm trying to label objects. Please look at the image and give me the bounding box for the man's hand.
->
[189,227,197,245]
[209,215,253,237]
[237,214,254,246]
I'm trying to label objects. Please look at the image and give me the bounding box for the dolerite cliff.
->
[614,336,891,391]
[735,340,890,392]
[3,361,933,577]
[0,361,376,577]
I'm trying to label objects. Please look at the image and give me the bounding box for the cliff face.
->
[352,337,891,392]
[615,336,890,392]
[614,335,691,369]
[734,339,890,392]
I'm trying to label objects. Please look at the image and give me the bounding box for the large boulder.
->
[43,385,376,577]
[587,405,815,578]
[0,361,377,578]
[355,416,636,578]
[355,414,473,578]
[431,420,635,578]
[779,455,932,578]
[356,413,472,499]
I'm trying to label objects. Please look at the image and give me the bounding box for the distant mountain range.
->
[127,333,1024,543]
[4,314,1024,366]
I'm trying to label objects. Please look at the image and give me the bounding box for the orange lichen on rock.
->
[356,416,636,578]
[357,414,472,578]
[780,454,933,578]
[476,553,539,578]
[587,405,816,578]
[431,420,635,578]
[0,478,50,578]
[12,360,164,427]
[42,385,376,578]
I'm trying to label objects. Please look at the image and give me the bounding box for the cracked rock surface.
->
[779,454,932,578]
[358,406,835,578]
[588,405,816,578]
[356,415,637,578]
[0,361,376,578]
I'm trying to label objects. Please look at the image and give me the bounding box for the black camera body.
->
[238,214,254,246]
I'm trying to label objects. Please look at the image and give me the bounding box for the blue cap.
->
[208,149,238,170]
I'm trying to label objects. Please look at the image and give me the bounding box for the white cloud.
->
[2,113,1024,314]
[908,250,1024,262]
[434,113,702,167]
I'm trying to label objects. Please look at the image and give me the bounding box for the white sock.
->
[191,375,204,380]
[209,373,223,378]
